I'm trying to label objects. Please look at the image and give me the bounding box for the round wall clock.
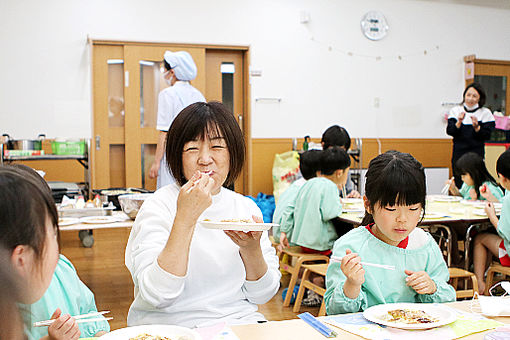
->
[360,11,389,41]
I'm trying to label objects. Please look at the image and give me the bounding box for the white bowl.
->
[118,193,152,220]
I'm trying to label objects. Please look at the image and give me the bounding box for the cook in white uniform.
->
[149,51,206,189]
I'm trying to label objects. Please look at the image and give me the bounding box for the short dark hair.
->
[300,150,322,180]
[456,152,497,198]
[463,82,486,107]
[497,149,510,179]
[166,101,245,187]
[163,60,172,71]
[362,150,426,226]
[0,166,59,260]
[319,146,351,176]
[321,125,351,150]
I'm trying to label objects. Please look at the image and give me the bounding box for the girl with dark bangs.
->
[125,102,280,327]
[447,152,503,202]
[325,151,455,314]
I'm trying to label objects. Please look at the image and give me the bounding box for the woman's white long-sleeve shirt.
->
[125,183,281,328]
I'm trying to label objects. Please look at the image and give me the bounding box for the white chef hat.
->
[163,51,198,81]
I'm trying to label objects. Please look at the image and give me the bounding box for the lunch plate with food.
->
[79,216,123,224]
[199,219,277,231]
[363,303,457,330]
[341,198,363,205]
[58,217,80,226]
[98,324,201,340]
[423,212,448,219]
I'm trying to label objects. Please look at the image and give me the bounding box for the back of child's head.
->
[362,150,426,225]
[0,165,59,260]
[299,150,322,180]
[456,152,497,196]
[321,125,351,150]
[319,146,351,176]
[496,149,510,179]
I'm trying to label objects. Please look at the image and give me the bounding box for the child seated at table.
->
[325,151,456,314]
[321,125,361,198]
[473,149,510,294]
[448,152,503,202]
[273,149,322,249]
[0,165,110,339]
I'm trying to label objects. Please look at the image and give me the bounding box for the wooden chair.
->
[279,247,329,307]
[293,263,328,316]
[484,262,510,295]
[449,267,478,299]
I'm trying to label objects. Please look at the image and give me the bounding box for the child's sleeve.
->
[77,280,111,336]
[415,241,456,303]
[497,195,510,245]
[325,261,368,314]
[279,203,295,234]
[320,182,342,221]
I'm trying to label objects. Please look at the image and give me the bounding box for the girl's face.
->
[364,198,423,246]
[498,173,510,190]
[464,87,480,107]
[21,217,59,304]
[182,134,230,195]
[461,173,474,186]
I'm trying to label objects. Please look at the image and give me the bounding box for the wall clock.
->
[360,11,389,41]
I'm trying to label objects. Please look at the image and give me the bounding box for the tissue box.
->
[495,116,510,130]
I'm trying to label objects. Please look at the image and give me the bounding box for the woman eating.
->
[125,101,281,328]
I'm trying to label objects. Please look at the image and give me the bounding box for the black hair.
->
[0,165,59,260]
[361,150,426,226]
[456,152,498,198]
[463,82,486,108]
[319,146,351,176]
[321,125,351,150]
[496,149,510,179]
[163,59,172,71]
[166,101,245,187]
[300,150,322,180]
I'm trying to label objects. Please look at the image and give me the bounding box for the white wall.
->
[1,0,509,139]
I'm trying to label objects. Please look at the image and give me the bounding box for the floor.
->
[60,228,319,330]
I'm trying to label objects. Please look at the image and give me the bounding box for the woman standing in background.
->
[447,82,495,188]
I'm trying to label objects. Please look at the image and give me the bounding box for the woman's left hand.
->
[471,116,481,132]
[404,270,437,295]
[224,215,263,252]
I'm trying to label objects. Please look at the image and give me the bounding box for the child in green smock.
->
[283,146,351,253]
[448,152,504,202]
[273,150,322,248]
[474,149,510,294]
[325,151,456,314]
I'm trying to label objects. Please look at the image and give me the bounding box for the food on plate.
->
[220,218,252,223]
[383,309,438,324]
[129,334,172,340]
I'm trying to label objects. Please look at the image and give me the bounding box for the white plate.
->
[98,324,201,340]
[79,215,123,224]
[472,209,487,216]
[58,217,80,226]
[199,220,277,231]
[363,303,457,330]
[449,207,466,215]
[423,212,447,219]
[342,207,365,213]
[460,199,485,206]
[341,198,363,205]
[428,195,462,202]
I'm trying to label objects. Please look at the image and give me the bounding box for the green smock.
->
[459,181,504,201]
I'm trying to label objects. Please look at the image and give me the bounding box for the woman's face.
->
[464,87,480,107]
[182,133,230,195]
[20,217,59,304]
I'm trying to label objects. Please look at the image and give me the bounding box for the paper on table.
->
[195,322,241,340]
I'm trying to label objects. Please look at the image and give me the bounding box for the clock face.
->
[360,11,389,41]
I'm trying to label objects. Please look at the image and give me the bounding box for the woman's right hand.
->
[175,171,215,224]
[149,161,160,179]
[47,308,80,340]
[455,112,465,128]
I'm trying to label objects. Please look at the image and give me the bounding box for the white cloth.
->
[156,81,205,188]
[125,183,281,328]
[448,105,495,124]
[164,51,198,81]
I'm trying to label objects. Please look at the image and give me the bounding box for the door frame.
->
[90,40,252,195]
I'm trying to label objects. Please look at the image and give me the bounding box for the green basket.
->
[51,140,86,155]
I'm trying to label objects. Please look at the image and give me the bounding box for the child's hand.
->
[341,249,365,287]
[47,308,80,340]
[279,232,289,249]
[468,187,478,200]
[404,270,437,295]
[485,202,497,219]
[346,190,361,198]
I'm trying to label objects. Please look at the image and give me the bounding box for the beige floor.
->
[60,228,319,330]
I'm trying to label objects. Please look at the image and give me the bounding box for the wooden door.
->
[205,49,249,194]
[471,59,510,116]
